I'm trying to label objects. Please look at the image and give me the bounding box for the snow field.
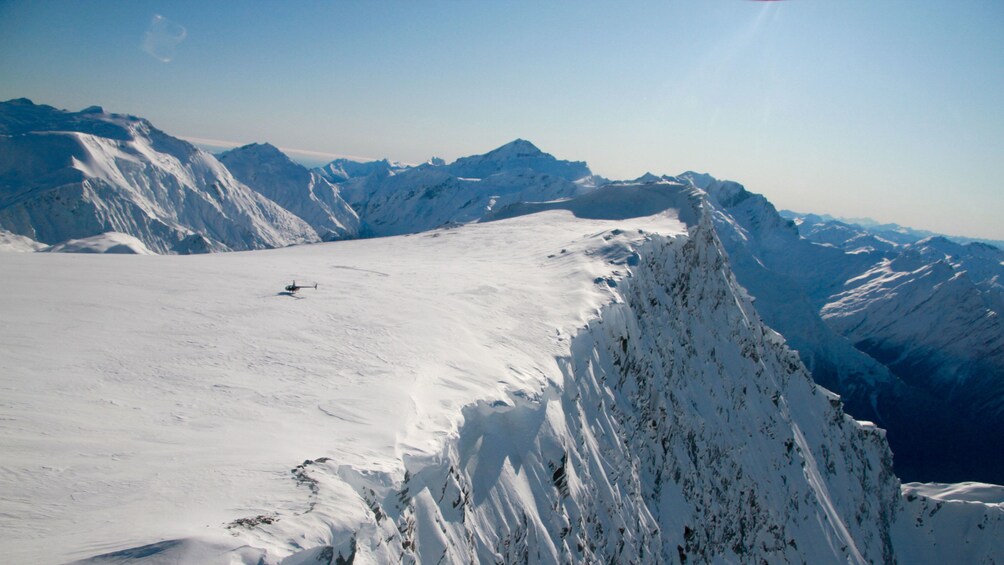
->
[0,209,683,563]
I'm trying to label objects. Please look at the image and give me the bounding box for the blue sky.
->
[2,1,1003,239]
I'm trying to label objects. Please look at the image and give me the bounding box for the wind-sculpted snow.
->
[0,98,131,140]
[893,483,1004,564]
[225,205,998,564]
[0,206,683,563]
[0,99,318,253]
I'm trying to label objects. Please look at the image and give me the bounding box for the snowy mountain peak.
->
[909,236,1004,266]
[446,139,592,182]
[784,211,1004,250]
[218,143,304,181]
[0,97,133,140]
[676,171,757,209]
[483,138,543,159]
[240,141,280,152]
[219,142,291,166]
[915,235,958,250]
[677,170,717,190]
[634,172,663,183]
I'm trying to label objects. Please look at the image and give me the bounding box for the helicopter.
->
[284,280,317,294]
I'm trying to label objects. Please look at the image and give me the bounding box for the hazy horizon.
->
[2,1,1002,239]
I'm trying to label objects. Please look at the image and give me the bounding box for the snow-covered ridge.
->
[0,201,687,563]
[903,482,1004,505]
[2,101,607,251]
[4,186,998,563]
[241,208,908,564]
[0,99,319,253]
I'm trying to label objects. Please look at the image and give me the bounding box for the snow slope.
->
[822,238,1004,482]
[0,204,683,564]
[2,186,998,563]
[219,143,361,241]
[893,482,1004,564]
[0,99,318,253]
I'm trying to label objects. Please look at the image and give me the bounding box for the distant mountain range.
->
[781,210,1004,250]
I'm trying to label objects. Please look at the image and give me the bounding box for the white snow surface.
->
[0,209,683,563]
